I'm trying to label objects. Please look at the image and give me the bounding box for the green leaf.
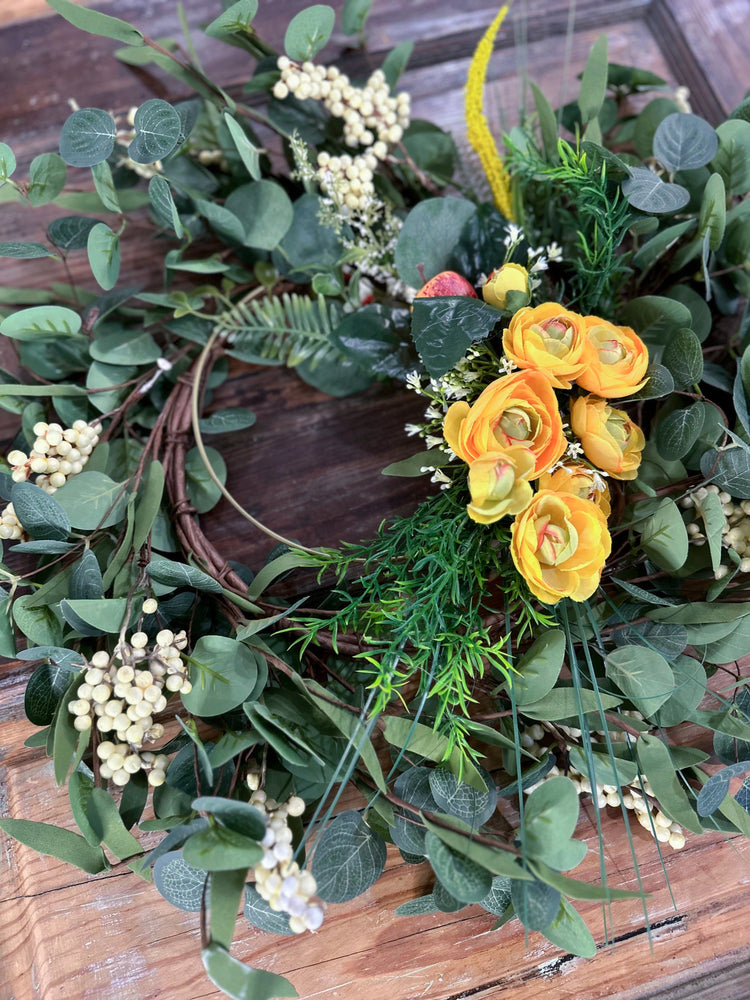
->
[698,172,726,251]
[148,175,183,237]
[381,449,451,477]
[201,943,297,1000]
[185,446,226,514]
[621,169,690,214]
[182,635,262,716]
[0,241,56,259]
[224,181,294,251]
[479,875,512,916]
[395,196,477,288]
[636,734,704,834]
[530,859,643,901]
[192,797,266,841]
[518,687,621,721]
[68,768,99,844]
[284,5,335,61]
[422,815,532,881]
[53,471,128,530]
[428,766,496,828]
[543,898,597,958]
[89,328,161,366]
[210,868,248,949]
[605,645,675,715]
[128,99,182,164]
[510,629,566,706]
[244,884,295,935]
[183,825,263,871]
[12,595,63,646]
[205,0,259,39]
[0,304,82,342]
[60,597,130,636]
[223,115,261,181]
[90,160,121,213]
[512,876,560,932]
[24,658,81,726]
[46,0,144,45]
[52,676,85,785]
[70,549,104,600]
[132,460,165,552]
[698,490,725,573]
[87,222,120,291]
[59,108,116,168]
[312,811,386,902]
[567,747,637,788]
[27,153,67,206]
[153,850,207,911]
[411,296,502,379]
[341,0,372,35]
[524,776,585,870]
[638,497,689,571]
[86,787,142,860]
[577,35,608,124]
[0,818,108,874]
[198,407,256,434]
[47,216,100,251]
[653,113,719,171]
[631,219,696,272]
[381,716,486,791]
[655,403,704,461]
[711,119,750,195]
[701,445,750,499]
[425,830,492,903]
[0,141,16,181]
[381,41,413,89]
[11,481,70,540]
[146,557,224,594]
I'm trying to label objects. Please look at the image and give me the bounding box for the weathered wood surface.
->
[2,1,750,999]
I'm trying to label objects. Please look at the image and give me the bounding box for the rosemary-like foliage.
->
[507,137,634,314]
[298,487,554,759]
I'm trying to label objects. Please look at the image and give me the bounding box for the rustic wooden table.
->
[2,1,750,998]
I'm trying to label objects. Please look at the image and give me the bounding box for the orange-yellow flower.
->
[511,490,612,604]
[538,462,611,517]
[482,263,530,310]
[570,395,645,480]
[466,445,536,524]
[444,370,566,477]
[576,316,649,397]
[502,302,587,389]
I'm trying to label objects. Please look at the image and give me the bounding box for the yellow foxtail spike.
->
[465,5,514,220]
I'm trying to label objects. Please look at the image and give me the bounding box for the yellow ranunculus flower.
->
[570,395,645,480]
[502,302,587,389]
[482,263,530,310]
[576,316,649,397]
[466,445,536,524]
[443,369,566,477]
[511,490,612,604]
[537,462,611,517]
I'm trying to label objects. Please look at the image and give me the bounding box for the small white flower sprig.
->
[69,624,192,788]
[273,58,410,212]
[246,774,324,934]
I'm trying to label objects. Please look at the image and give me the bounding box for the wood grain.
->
[2,2,750,999]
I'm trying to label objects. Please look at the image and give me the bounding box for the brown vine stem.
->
[190,320,328,560]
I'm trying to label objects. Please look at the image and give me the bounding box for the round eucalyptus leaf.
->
[511,877,560,932]
[24,659,81,726]
[182,635,262,717]
[128,99,183,164]
[59,108,116,167]
[10,481,70,540]
[605,644,675,715]
[311,811,386,903]
[244,885,295,936]
[0,141,16,180]
[655,403,704,461]
[621,168,690,214]
[653,112,719,172]
[479,875,513,916]
[225,180,294,250]
[27,153,67,207]
[87,222,120,291]
[153,850,207,911]
[428,764,497,828]
[425,831,492,903]
[395,196,477,287]
[284,4,335,60]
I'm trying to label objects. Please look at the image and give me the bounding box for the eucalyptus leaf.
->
[0,241,56,259]
[183,825,263,871]
[424,830,492,903]
[87,223,120,291]
[225,181,294,250]
[652,112,719,172]
[53,471,128,530]
[86,787,142,860]
[27,153,67,206]
[153,850,207,911]
[428,765,496,828]
[129,99,183,164]
[182,635,262,716]
[638,497,689,571]
[60,598,130,636]
[510,629,566,705]
[59,108,116,168]
[284,5,335,61]
[312,811,386,902]
[11,481,70,540]
[605,645,675,715]
[47,216,100,252]
[621,169,690,214]
[46,0,144,45]
[149,175,184,237]
[0,818,108,874]
[223,114,261,181]
[0,304,82,342]
[395,196,477,288]
[698,172,726,251]
[511,877,560,932]
[243,884,295,936]
[636,734,704,833]
[201,943,297,1000]
[69,549,104,600]
[146,557,224,594]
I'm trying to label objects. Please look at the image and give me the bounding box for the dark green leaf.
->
[153,850,207,911]
[424,830,492,903]
[47,216,100,252]
[0,818,108,874]
[146,557,224,594]
[411,296,502,379]
[621,169,690,214]
[182,635,262,716]
[59,108,116,167]
[24,659,81,726]
[312,811,386,902]
[655,404,704,461]
[11,481,70,540]
[128,99,182,164]
[395,196,477,287]
[701,445,750,499]
[636,734,703,833]
[653,113,719,171]
[69,549,104,600]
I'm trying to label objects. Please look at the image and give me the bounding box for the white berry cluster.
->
[246,775,324,934]
[67,628,191,787]
[0,503,24,541]
[681,484,750,578]
[273,57,410,212]
[7,419,102,494]
[522,723,686,850]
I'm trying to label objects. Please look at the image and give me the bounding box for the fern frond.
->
[215,292,342,369]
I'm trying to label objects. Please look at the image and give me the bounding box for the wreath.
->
[1,1,750,998]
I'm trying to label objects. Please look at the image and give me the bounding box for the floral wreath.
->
[1,2,750,998]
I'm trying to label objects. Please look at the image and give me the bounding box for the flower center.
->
[535,515,577,565]
[605,410,629,445]
[495,406,533,446]
[597,338,628,365]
